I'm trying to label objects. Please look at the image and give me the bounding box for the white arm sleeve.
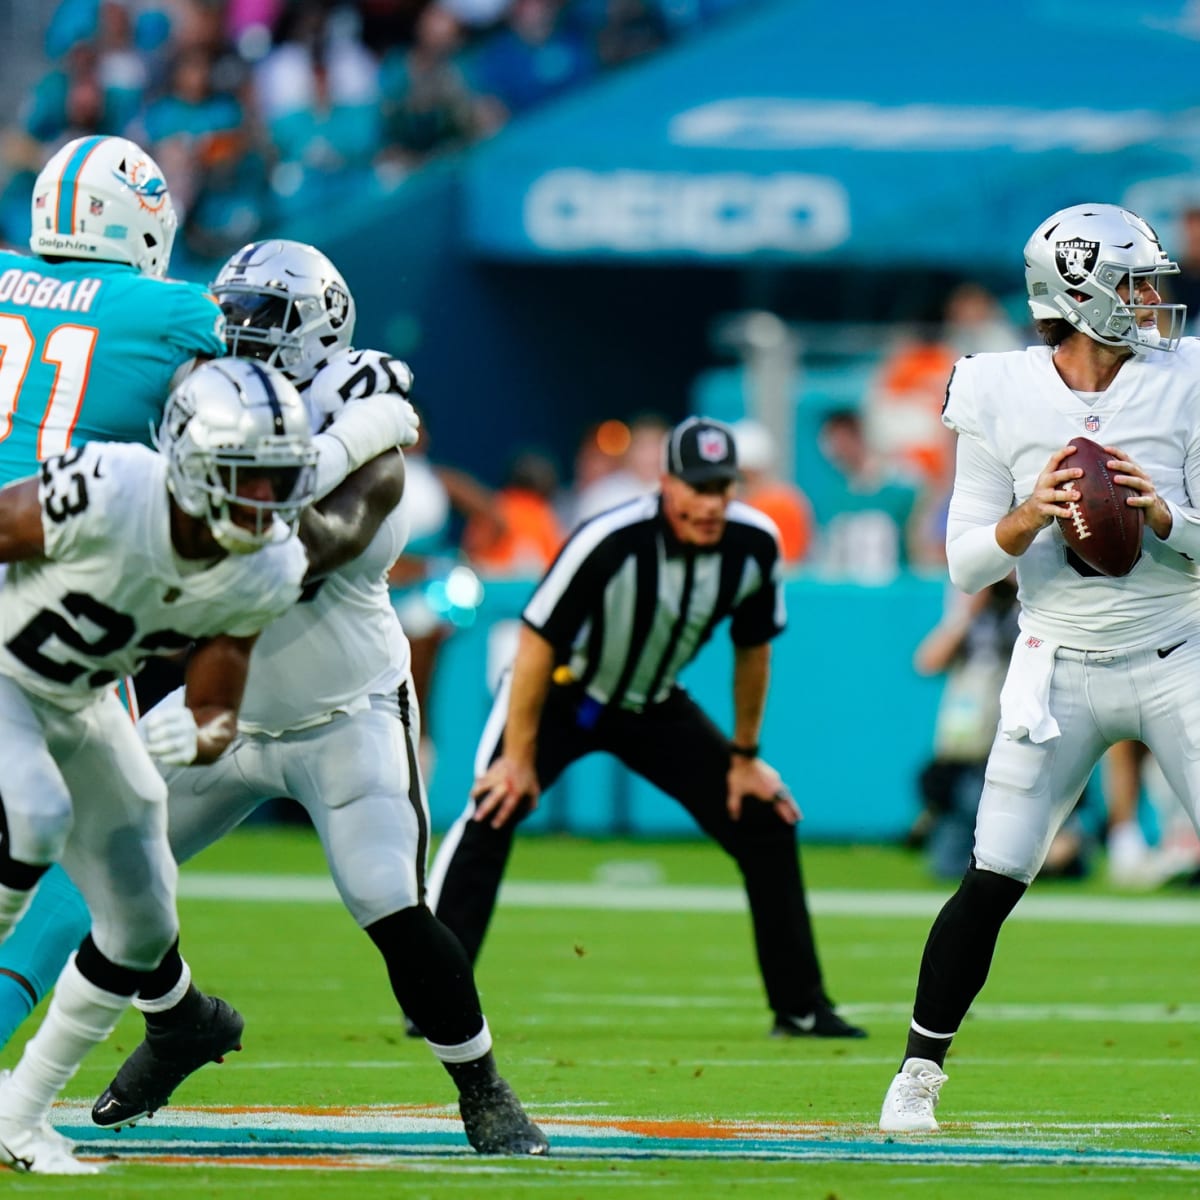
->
[311,432,353,502]
[1161,499,1200,561]
[945,434,1022,594]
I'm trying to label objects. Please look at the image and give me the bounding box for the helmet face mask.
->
[157,359,318,554]
[30,135,178,277]
[1024,204,1186,354]
[213,241,356,384]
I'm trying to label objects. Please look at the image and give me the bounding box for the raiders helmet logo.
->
[325,284,349,328]
[1055,239,1099,285]
[698,429,728,462]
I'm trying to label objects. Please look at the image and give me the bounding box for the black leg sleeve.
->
[612,693,826,1015]
[431,814,522,965]
[366,905,485,1046]
[913,863,1027,1035]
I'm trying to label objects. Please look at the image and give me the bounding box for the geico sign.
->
[523,170,848,254]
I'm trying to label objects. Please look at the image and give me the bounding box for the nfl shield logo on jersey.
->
[1084,414,1101,433]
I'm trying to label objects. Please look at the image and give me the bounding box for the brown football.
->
[1056,436,1144,577]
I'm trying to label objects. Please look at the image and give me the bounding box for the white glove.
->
[139,705,199,765]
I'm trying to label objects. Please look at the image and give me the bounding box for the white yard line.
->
[178,874,1200,925]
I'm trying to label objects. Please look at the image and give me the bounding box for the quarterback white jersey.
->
[943,340,1200,649]
[0,442,307,710]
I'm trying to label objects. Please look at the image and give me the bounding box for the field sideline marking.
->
[178,875,1200,926]
[45,1104,1200,1173]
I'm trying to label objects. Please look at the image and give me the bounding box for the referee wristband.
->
[729,742,760,759]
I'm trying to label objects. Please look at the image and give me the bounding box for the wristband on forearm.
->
[729,742,760,759]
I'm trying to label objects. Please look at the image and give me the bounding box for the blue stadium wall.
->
[416,573,946,842]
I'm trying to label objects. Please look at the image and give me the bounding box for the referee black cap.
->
[666,417,740,486]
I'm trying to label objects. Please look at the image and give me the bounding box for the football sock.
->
[365,905,486,1046]
[0,865,89,1048]
[0,953,128,1126]
[912,864,1026,1039]
[904,1024,955,1069]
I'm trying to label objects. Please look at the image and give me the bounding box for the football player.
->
[0,358,319,1174]
[90,241,548,1158]
[0,133,226,1051]
[880,204,1200,1132]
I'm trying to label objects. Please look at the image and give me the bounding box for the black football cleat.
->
[92,992,244,1128]
[459,1077,549,1155]
[770,1006,868,1039]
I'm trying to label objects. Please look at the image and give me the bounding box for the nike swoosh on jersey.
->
[1158,640,1187,659]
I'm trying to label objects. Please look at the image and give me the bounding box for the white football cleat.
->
[0,1117,99,1175]
[879,1057,948,1133]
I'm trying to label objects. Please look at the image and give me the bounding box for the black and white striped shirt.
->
[523,493,786,712]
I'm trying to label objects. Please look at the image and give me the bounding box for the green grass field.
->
[5,829,1200,1197]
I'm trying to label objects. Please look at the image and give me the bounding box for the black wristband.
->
[729,742,760,759]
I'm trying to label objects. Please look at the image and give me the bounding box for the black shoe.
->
[459,1077,549,1155]
[92,992,244,1128]
[770,1006,868,1039]
[404,1015,423,1039]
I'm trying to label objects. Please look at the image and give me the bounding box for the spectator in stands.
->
[468,0,598,117]
[812,408,923,583]
[463,450,564,575]
[591,0,670,68]
[253,0,382,212]
[138,46,270,261]
[377,3,500,172]
[731,418,813,565]
[387,419,494,773]
[569,413,669,528]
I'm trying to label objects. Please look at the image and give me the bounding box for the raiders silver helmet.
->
[1024,204,1186,353]
[212,240,356,384]
[157,358,318,554]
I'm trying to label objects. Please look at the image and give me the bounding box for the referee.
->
[428,416,865,1039]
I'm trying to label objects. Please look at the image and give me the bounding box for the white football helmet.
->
[1024,203,1186,353]
[212,240,356,385]
[156,358,319,554]
[30,135,178,277]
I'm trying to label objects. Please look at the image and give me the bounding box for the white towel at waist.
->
[998,634,1060,744]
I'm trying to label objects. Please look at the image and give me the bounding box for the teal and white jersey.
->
[0,250,225,485]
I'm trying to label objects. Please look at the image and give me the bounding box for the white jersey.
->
[237,500,411,735]
[238,348,415,736]
[0,442,307,711]
[944,341,1200,649]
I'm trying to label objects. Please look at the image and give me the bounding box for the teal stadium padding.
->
[691,359,883,524]
[413,574,946,841]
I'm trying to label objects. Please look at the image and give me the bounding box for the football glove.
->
[139,704,199,765]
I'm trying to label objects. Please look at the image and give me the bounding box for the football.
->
[1056,436,1144,577]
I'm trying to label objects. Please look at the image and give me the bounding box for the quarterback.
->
[880,204,1200,1132]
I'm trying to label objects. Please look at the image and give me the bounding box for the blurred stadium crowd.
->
[0,0,752,268]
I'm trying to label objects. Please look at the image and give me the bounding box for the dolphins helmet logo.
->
[114,157,169,214]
